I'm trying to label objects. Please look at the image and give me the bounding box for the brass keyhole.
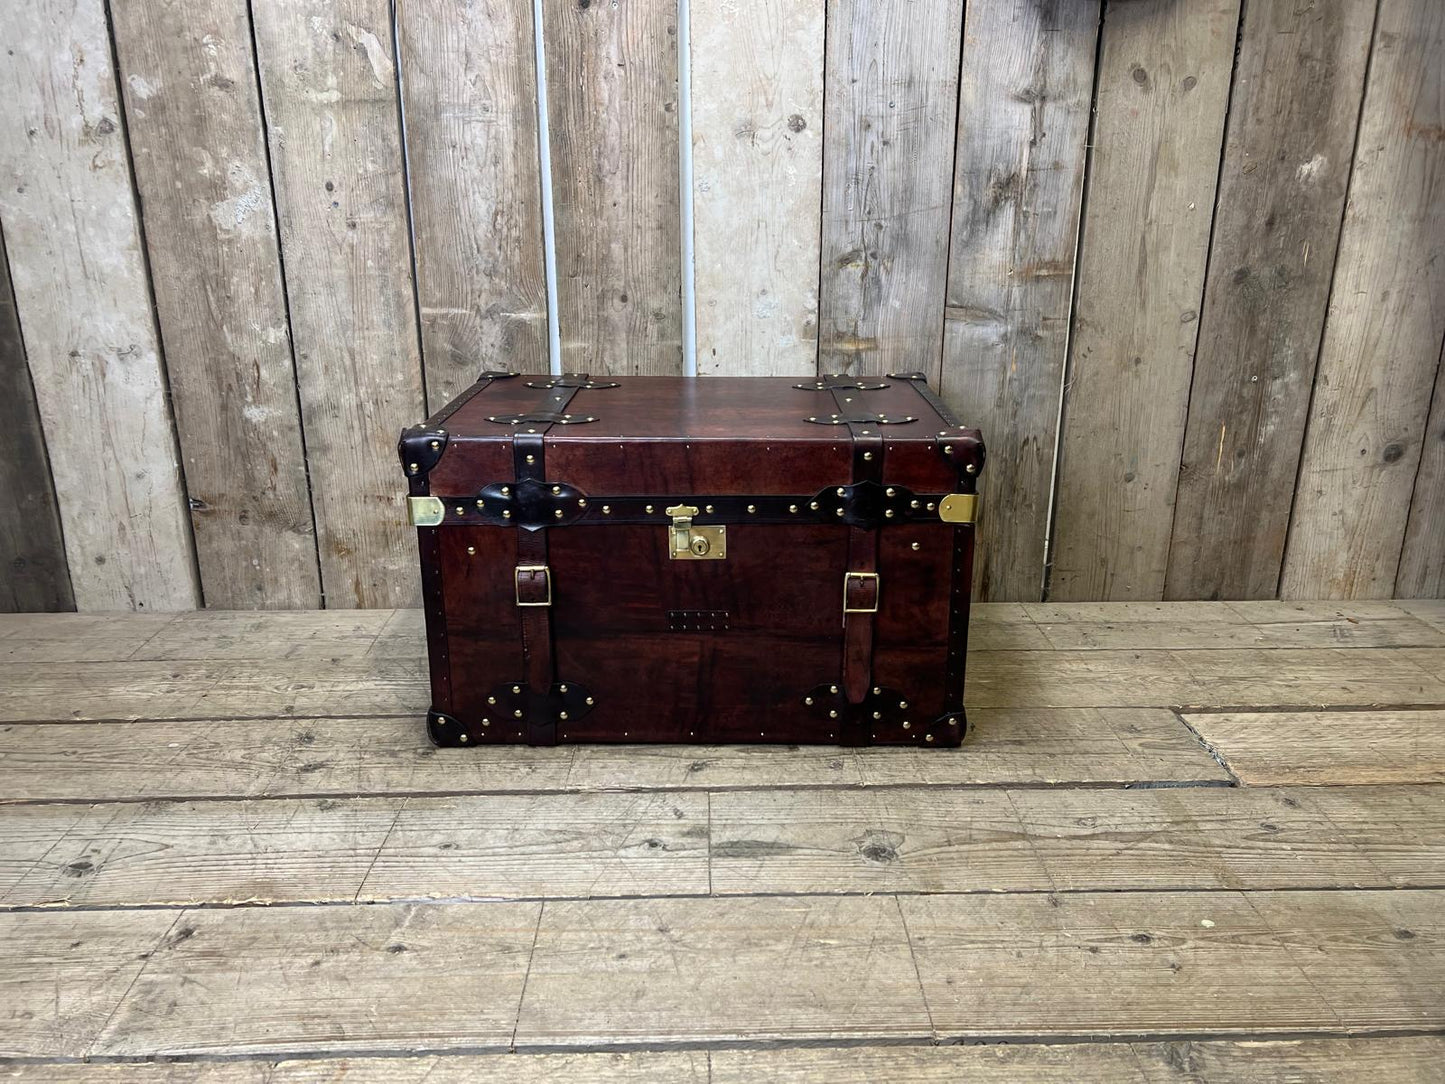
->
[689,535,711,556]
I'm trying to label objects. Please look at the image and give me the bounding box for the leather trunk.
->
[399,372,985,748]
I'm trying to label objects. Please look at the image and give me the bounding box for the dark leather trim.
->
[887,371,986,479]
[427,708,467,747]
[399,371,522,486]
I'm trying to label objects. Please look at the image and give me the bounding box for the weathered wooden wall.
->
[0,0,1440,610]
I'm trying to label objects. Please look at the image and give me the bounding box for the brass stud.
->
[476,499,485,509]
[482,719,490,727]
[705,504,715,513]
[885,510,895,518]
[526,454,536,464]
[602,505,611,514]
[789,504,798,513]
[872,686,881,695]
[578,499,587,508]
[902,721,911,730]
[926,734,935,742]
[899,700,909,709]
[949,718,959,726]
[910,499,920,509]
[467,545,476,555]
[429,440,440,450]
[559,711,569,721]
[747,504,757,513]
[810,501,820,510]
[513,709,523,718]
[454,506,464,516]
[512,685,522,694]
[911,542,921,551]
[863,451,873,460]
[829,709,839,719]
[560,684,568,692]
[502,510,512,519]
[965,463,977,475]
[829,685,839,694]
[645,504,654,514]
[488,696,497,705]
[409,462,419,472]
[886,487,896,497]
[585,696,594,705]
[804,696,814,705]
[551,485,561,494]
[554,509,564,518]
[501,486,510,495]
[459,733,469,743]
[872,711,882,720]
[927,502,936,511]
[836,508,845,517]
[944,445,953,455]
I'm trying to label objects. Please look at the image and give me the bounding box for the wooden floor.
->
[1,601,1443,1080]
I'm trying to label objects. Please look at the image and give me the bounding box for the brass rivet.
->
[578,499,587,508]
[863,451,873,460]
[828,709,839,719]
[646,504,654,514]
[810,501,820,510]
[513,709,523,718]
[789,504,798,513]
[829,685,839,694]
[886,487,895,497]
[950,718,959,726]
[747,504,757,514]
[585,696,594,705]
[454,506,464,516]
[965,463,977,475]
[836,488,845,497]
[927,502,936,511]
[836,508,845,517]
[899,700,909,709]
[902,721,911,730]
[429,440,440,450]
[459,733,469,743]
[910,499,920,508]
[559,711,569,721]
[554,509,564,518]
[804,696,814,705]
[705,504,715,513]
[872,711,882,720]
[926,734,935,742]
[560,684,568,692]
[482,719,490,727]
[526,454,536,464]
[467,545,476,555]
[502,510,512,518]
[551,485,561,494]
[911,542,921,551]
[409,462,419,472]
[488,696,497,705]
[476,499,485,509]
[501,486,510,495]
[885,510,895,518]
[512,685,521,694]
[602,505,611,514]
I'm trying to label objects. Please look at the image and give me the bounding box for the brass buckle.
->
[515,565,552,607]
[843,571,880,614]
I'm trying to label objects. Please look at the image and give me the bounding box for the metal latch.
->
[665,504,727,560]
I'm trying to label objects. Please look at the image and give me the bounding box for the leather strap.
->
[512,375,589,746]
[832,385,884,746]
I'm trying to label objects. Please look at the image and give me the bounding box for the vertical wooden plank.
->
[544,0,682,376]
[111,0,322,610]
[0,229,73,612]
[1281,0,1445,600]
[399,0,549,407]
[1397,340,1445,598]
[1165,0,1375,602]
[1048,0,1240,602]
[691,0,824,377]
[0,0,200,611]
[818,0,964,379]
[253,0,426,608]
[940,0,1101,602]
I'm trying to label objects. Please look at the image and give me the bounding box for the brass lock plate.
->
[666,504,727,560]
